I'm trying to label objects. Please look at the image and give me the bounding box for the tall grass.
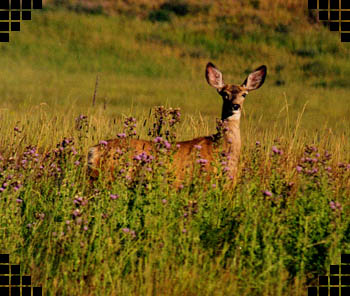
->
[1,106,350,295]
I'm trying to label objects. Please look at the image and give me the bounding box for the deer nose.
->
[233,104,240,111]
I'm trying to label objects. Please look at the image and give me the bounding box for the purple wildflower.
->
[263,190,272,197]
[133,154,142,161]
[154,136,163,143]
[99,140,108,146]
[196,158,208,165]
[110,194,119,200]
[272,146,279,154]
[73,209,81,217]
[164,141,171,149]
[296,165,303,173]
[329,201,336,210]
[117,133,126,138]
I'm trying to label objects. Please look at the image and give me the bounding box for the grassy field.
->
[0,1,350,295]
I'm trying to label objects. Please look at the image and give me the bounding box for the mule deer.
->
[88,62,267,183]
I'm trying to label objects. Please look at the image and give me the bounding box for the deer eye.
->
[242,93,247,98]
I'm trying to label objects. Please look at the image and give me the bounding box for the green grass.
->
[0,4,350,295]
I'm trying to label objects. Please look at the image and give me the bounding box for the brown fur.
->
[88,62,267,184]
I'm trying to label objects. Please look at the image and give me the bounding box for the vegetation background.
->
[0,0,350,295]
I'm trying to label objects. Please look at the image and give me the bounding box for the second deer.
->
[88,62,267,183]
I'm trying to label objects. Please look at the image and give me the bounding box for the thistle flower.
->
[73,209,81,217]
[154,136,163,143]
[329,201,336,210]
[133,155,142,161]
[110,194,119,200]
[296,165,302,173]
[272,146,279,154]
[194,145,202,150]
[196,158,208,166]
[164,141,171,150]
[99,140,108,146]
[272,146,283,155]
[117,133,126,138]
[263,190,272,197]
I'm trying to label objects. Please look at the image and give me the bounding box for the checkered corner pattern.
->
[0,0,42,42]
[0,254,42,296]
[308,0,350,42]
[308,254,350,296]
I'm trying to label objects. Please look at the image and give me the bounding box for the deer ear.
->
[242,65,267,91]
[206,62,225,90]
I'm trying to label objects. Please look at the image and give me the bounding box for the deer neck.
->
[223,118,241,153]
[221,114,241,179]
